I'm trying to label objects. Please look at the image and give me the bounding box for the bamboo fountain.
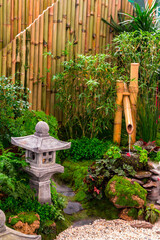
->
[113,63,139,147]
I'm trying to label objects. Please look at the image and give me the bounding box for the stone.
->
[130,221,153,229]
[63,201,83,215]
[73,218,96,228]
[11,121,71,204]
[54,182,75,197]
[150,169,160,175]
[131,179,143,185]
[147,187,159,201]
[119,208,134,221]
[148,162,154,170]
[0,210,6,233]
[134,141,144,147]
[151,175,160,181]
[143,181,158,188]
[105,176,147,209]
[0,210,41,240]
[135,171,152,179]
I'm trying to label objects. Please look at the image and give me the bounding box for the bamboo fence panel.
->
[0,0,133,120]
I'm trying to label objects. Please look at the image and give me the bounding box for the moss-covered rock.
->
[105,175,147,209]
[119,208,138,221]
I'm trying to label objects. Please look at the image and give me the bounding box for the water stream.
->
[128,134,131,155]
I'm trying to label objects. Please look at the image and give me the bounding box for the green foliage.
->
[138,204,160,224]
[10,212,39,226]
[52,54,117,139]
[84,146,136,200]
[102,2,159,33]
[105,175,147,208]
[0,76,30,147]
[137,96,159,142]
[13,110,58,138]
[59,138,112,162]
[134,146,148,164]
[0,184,65,222]
[128,208,138,220]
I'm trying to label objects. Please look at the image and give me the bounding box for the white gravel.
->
[56,219,160,240]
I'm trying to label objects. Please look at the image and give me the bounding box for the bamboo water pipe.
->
[129,63,139,145]
[123,83,134,135]
[113,80,124,145]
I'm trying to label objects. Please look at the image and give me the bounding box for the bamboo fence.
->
[0,0,134,120]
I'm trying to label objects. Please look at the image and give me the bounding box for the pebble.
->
[56,219,160,240]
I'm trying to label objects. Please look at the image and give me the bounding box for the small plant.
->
[84,146,136,200]
[134,145,148,165]
[138,204,160,224]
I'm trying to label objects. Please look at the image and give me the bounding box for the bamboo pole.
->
[99,0,104,53]
[66,0,71,61]
[11,0,14,40]
[29,0,33,25]
[0,50,2,76]
[2,47,7,76]
[6,0,11,44]
[89,0,94,53]
[46,5,54,115]
[42,8,48,112]
[96,0,101,54]
[82,0,87,54]
[113,80,124,145]
[14,0,18,37]
[103,0,108,52]
[37,14,44,111]
[61,0,67,63]
[29,22,35,110]
[21,0,25,31]
[75,0,79,59]
[123,83,134,135]
[20,31,26,88]
[25,29,31,91]
[85,0,90,53]
[11,38,16,83]
[77,0,83,55]
[51,1,58,115]
[70,0,75,61]
[0,0,2,50]
[129,63,139,145]
[92,0,97,54]
[18,0,22,33]
[7,42,12,76]
[3,0,7,48]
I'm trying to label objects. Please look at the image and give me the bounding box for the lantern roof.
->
[11,121,71,153]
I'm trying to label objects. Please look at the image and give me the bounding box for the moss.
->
[105,176,147,208]
[10,212,39,226]
[128,208,138,219]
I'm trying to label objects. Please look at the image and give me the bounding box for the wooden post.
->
[129,63,139,145]
[113,80,124,145]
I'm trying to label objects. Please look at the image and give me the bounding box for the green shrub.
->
[59,138,112,162]
[84,146,136,200]
[105,175,147,208]
[52,54,117,139]
[138,204,160,224]
[10,212,39,226]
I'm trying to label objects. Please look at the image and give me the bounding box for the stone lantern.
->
[11,121,71,204]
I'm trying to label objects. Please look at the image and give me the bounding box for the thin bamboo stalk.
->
[75,0,79,58]
[18,0,22,33]
[0,0,2,50]
[99,0,104,53]
[21,0,25,31]
[66,0,71,61]
[16,36,21,84]
[89,0,94,53]
[29,22,35,110]
[42,9,48,112]
[82,0,87,54]
[113,80,124,145]
[92,0,97,54]
[57,0,63,72]
[110,0,115,44]
[103,0,108,52]
[129,63,139,145]
[20,31,26,87]
[61,0,67,63]
[85,0,91,53]
[33,3,40,111]
[51,2,58,115]
[26,29,31,91]
[46,5,54,115]
[11,38,16,83]
[6,0,11,44]
[28,0,33,25]
[11,0,14,40]
[7,42,12,76]
[14,0,18,37]
[2,47,7,76]
[37,14,44,111]
[26,0,29,27]
[3,0,7,48]
[96,0,101,54]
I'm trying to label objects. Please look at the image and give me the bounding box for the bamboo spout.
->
[123,83,134,135]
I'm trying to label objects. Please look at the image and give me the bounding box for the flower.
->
[126,153,131,157]
[158,177,160,181]
[94,186,100,194]
[89,175,94,181]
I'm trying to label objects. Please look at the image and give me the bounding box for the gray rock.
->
[63,201,83,215]
[130,221,153,229]
[143,181,158,188]
[135,171,152,179]
[0,210,6,233]
[150,169,160,175]
[73,218,97,228]
[131,179,143,185]
[55,184,75,197]
[151,175,160,181]
[147,187,159,201]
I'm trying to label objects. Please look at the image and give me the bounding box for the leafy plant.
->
[52,54,117,139]
[134,145,148,164]
[138,204,160,224]
[59,138,112,162]
[84,146,136,200]
[102,1,159,33]
[0,76,30,147]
